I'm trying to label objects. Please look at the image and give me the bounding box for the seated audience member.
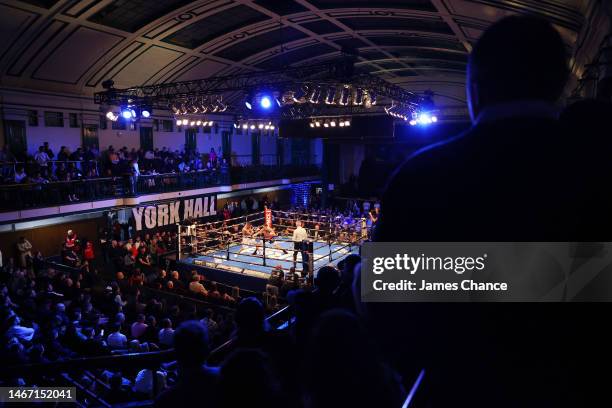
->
[158,318,175,348]
[107,323,127,349]
[188,274,208,297]
[131,314,148,340]
[154,321,218,408]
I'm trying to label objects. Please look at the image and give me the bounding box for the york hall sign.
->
[132,195,217,231]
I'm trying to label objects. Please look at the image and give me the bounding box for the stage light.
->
[182,119,189,126]
[260,95,272,109]
[245,100,252,110]
[344,120,351,126]
[324,122,329,128]
[121,109,133,120]
[233,123,238,128]
[339,121,345,127]
[339,86,350,105]
[417,112,432,125]
[270,125,275,130]
[258,123,264,129]
[293,85,309,103]
[176,119,182,126]
[250,124,255,130]
[196,120,202,126]
[330,120,336,127]
[366,91,377,107]
[141,109,151,118]
[242,123,248,130]
[106,111,116,121]
[308,87,322,104]
[190,121,195,126]
[431,116,438,123]
[353,88,364,105]
[265,125,270,130]
[409,119,417,126]
[325,87,336,104]
[315,120,321,127]
[209,121,214,126]
[310,123,315,128]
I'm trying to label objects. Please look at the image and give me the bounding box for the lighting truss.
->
[94,59,422,118]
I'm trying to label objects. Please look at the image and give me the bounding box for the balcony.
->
[0,161,320,214]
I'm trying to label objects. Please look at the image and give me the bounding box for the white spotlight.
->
[242,124,248,130]
[330,120,336,127]
[310,123,315,128]
[250,124,255,130]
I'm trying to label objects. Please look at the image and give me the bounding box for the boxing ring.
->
[176,209,368,291]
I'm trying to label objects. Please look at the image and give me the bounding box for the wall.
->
[0,216,105,261]
[0,89,282,161]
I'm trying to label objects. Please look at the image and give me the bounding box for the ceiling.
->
[0,0,593,113]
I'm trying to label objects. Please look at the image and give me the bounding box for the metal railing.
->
[0,164,320,211]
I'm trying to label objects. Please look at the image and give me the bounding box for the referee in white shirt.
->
[292,220,308,266]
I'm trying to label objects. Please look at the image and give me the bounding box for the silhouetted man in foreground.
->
[371,16,607,406]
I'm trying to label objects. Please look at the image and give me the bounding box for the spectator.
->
[188,274,208,297]
[158,318,174,348]
[154,321,218,408]
[131,314,148,340]
[107,323,127,349]
[16,236,32,268]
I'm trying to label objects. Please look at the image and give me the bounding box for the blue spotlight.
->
[121,109,134,120]
[260,95,272,109]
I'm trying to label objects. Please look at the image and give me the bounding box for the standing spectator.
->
[42,141,54,160]
[57,146,70,162]
[34,146,50,169]
[16,236,32,268]
[209,148,217,166]
[83,241,95,268]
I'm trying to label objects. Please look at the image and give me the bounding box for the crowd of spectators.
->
[1,187,386,406]
[0,228,250,401]
[0,143,228,189]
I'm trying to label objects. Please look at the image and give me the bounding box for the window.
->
[100,115,108,130]
[44,111,64,127]
[162,120,173,132]
[82,125,99,150]
[69,113,79,128]
[27,110,38,126]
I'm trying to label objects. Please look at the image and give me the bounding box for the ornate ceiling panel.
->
[0,0,593,112]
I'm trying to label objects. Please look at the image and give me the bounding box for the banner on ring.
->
[132,195,217,231]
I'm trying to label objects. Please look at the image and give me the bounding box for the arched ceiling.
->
[0,0,593,111]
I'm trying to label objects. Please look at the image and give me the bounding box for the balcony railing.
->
[0,164,320,211]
